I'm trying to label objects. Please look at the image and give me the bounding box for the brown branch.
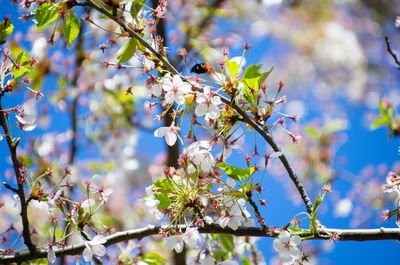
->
[385,35,400,67]
[0,99,36,253]
[1,224,400,264]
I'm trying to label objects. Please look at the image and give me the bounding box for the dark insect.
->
[190,63,209,74]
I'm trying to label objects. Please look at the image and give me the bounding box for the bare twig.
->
[1,224,400,263]
[385,35,400,67]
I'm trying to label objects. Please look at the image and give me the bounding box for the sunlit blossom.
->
[154,122,182,146]
[273,230,302,263]
[195,86,222,120]
[83,235,107,262]
[163,75,192,105]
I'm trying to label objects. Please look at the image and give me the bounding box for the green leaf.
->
[323,119,347,135]
[12,51,32,78]
[220,234,234,252]
[243,64,263,79]
[35,3,59,29]
[217,162,255,182]
[130,0,146,17]
[117,38,137,63]
[242,257,252,265]
[64,12,80,45]
[225,58,239,78]
[0,19,14,45]
[241,64,272,105]
[310,193,325,234]
[371,117,390,129]
[153,178,173,210]
[305,125,320,140]
[288,226,305,234]
[141,253,167,265]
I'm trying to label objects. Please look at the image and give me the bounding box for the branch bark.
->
[2,224,399,264]
[385,35,400,67]
[0,99,36,253]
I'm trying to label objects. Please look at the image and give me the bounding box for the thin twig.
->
[385,35,400,67]
[0,99,36,253]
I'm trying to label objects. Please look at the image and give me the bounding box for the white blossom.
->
[195,86,222,120]
[192,149,215,172]
[185,141,215,172]
[273,230,302,263]
[163,75,192,105]
[47,245,56,264]
[154,122,182,146]
[164,227,201,253]
[219,198,251,230]
[83,235,107,262]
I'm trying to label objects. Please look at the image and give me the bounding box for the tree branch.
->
[80,0,314,215]
[0,99,36,253]
[385,35,400,67]
[1,224,399,263]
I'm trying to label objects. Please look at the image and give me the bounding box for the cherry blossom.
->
[195,86,222,120]
[16,113,37,131]
[163,75,192,105]
[154,122,182,146]
[47,245,56,264]
[193,149,215,172]
[83,235,107,262]
[184,141,215,172]
[164,227,201,253]
[219,198,251,230]
[273,230,302,264]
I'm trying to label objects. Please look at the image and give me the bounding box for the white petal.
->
[162,79,173,91]
[195,104,208,117]
[92,235,107,245]
[47,247,56,264]
[165,131,177,146]
[172,75,182,86]
[91,244,106,257]
[175,94,186,105]
[175,241,184,253]
[81,199,95,209]
[219,216,230,228]
[83,247,93,262]
[164,236,179,251]
[22,123,37,131]
[180,82,192,94]
[154,127,168,137]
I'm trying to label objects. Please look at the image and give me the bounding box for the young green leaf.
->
[217,162,255,182]
[152,178,173,210]
[219,234,234,252]
[130,0,146,17]
[141,253,167,265]
[0,19,14,45]
[64,12,80,45]
[35,3,59,29]
[117,38,137,63]
[12,51,32,78]
[225,58,239,78]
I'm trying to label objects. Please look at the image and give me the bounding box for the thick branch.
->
[0,99,36,253]
[1,224,399,263]
[81,0,313,215]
